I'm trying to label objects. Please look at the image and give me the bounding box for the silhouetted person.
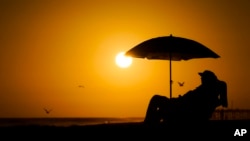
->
[144,70,228,125]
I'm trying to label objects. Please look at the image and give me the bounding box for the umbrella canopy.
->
[125,34,220,98]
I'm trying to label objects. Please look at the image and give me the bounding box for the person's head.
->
[198,70,218,85]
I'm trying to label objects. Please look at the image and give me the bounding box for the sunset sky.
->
[0,0,250,118]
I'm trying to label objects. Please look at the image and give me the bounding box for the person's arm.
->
[219,81,228,108]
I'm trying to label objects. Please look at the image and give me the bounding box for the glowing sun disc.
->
[115,52,132,68]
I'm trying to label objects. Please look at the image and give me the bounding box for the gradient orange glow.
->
[0,0,249,118]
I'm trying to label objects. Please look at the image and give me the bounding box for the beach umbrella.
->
[125,34,220,98]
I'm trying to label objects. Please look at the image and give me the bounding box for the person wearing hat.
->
[144,70,228,125]
[186,70,228,120]
[198,70,228,108]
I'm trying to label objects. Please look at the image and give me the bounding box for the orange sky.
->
[0,0,250,118]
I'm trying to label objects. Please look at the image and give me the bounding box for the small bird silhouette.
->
[178,82,185,87]
[43,108,52,114]
[78,85,84,88]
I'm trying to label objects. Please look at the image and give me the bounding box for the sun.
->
[115,52,132,68]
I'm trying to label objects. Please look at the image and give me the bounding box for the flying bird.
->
[78,85,84,88]
[178,82,185,87]
[43,108,52,114]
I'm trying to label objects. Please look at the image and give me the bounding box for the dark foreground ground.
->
[1,120,249,139]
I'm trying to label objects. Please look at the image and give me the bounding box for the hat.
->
[198,70,217,80]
